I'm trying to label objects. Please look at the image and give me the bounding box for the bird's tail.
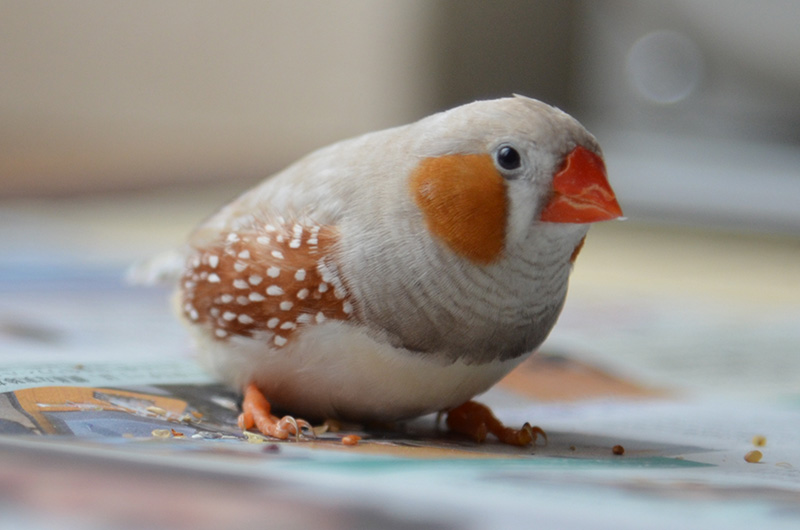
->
[125,249,185,286]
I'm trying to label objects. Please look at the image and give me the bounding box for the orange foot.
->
[446,400,546,447]
[237,383,313,440]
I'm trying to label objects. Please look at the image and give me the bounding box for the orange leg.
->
[237,383,313,440]
[446,400,546,447]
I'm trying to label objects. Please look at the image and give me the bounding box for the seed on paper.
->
[744,450,763,463]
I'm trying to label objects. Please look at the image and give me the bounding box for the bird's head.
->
[408,95,622,265]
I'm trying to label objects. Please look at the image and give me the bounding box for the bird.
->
[169,95,622,445]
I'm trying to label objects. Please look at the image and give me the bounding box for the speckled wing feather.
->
[180,217,355,349]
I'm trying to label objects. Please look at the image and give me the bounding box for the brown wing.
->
[180,218,353,348]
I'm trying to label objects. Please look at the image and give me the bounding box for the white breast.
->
[190,319,525,422]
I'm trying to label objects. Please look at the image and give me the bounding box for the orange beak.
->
[539,146,623,223]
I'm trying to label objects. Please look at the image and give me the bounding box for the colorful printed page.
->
[1,197,799,530]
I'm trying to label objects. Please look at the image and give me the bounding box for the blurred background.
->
[3,0,800,232]
[1,1,799,396]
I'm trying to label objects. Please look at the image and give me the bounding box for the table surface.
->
[1,189,799,530]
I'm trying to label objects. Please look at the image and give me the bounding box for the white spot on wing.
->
[266,285,285,296]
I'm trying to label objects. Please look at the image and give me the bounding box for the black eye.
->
[496,145,521,171]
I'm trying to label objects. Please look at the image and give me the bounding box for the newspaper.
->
[1,203,799,529]
[2,289,799,530]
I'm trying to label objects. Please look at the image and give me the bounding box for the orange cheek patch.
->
[409,154,508,265]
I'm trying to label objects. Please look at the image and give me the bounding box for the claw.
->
[279,415,300,440]
[296,418,316,439]
[446,401,546,447]
[238,383,314,441]
[522,422,547,446]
